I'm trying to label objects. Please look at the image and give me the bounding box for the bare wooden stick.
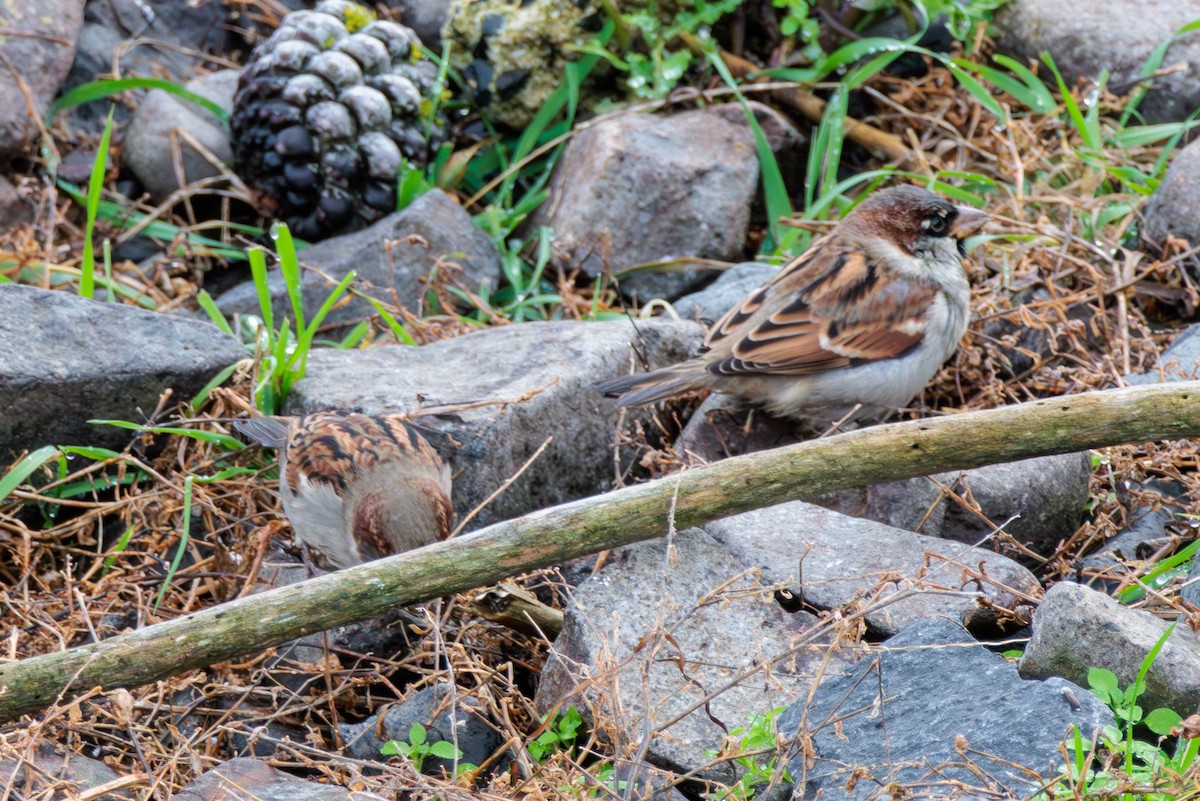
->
[2,381,1200,722]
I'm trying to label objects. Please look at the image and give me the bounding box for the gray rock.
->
[175,757,376,800]
[0,285,245,455]
[672,262,779,325]
[122,70,237,199]
[933,452,1092,558]
[702,501,1041,636]
[0,176,32,234]
[216,190,501,332]
[1019,581,1200,715]
[64,0,229,132]
[530,107,758,302]
[1127,321,1200,383]
[394,0,454,48]
[993,0,1200,124]
[1144,141,1200,249]
[340,683,501,775]
[1076,481,1183,591]
[0,743,126,801]
[782,617,1113,801]
[537,529,829,783]
[287,318,704,528]
[1182,559,1200,610]
[0,0,83,157]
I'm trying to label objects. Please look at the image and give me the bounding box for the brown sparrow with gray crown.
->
[235,411,453,569]
[596,185,988,421]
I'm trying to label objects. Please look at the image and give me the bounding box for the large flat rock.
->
[702,500,1041,635]
[287,318,703,528]
[0,285,245,454]
[536,529,831,783]
[782,617,1112,800]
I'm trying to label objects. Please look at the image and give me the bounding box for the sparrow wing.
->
[704,245,938,377]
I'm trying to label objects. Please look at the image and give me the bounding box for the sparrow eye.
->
[924,215,950,236]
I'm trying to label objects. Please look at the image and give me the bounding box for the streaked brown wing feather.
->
[705,243,937,377]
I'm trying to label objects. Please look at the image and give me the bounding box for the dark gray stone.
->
[215,190,501,332]
[933,452,1092,558]
[537,528,831,783]
[122,70,237,199]
[0,176,32,234]
[702,500,1041,636]
[781,617,1113,800]
[174,757,363,800]
[1076,481,1183,591]
[0,0,83,157]
[672,262,780,325]
[1144,141,1200,250]
[340,683,501,775]
[65,0,230,131]
[993,0,1200,124]
[1127,322,1200,383]
[287,318,704,528]
[0,743,126,801]
[1019,581,1200,716]
[393,0,454,48]
[0,285,245,454]
[530,107,758,302]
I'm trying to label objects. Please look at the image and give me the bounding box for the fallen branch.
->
[2,381,1200,722]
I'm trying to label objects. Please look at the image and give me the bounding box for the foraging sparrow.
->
[597,185,988,421]
[235,411,453,569]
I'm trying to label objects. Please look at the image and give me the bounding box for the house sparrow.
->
[235,412,453,569]
[597,185,988,421]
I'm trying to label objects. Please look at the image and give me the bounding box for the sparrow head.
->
[847,185,989,261]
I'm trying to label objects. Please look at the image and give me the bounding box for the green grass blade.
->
[706,46,794,252]
[190,360,242,408]
[196,289,235,336]
[991,55,1058,114]
[49,77,230,127]
[288,270,357,371]
[154,475,193,613]
[80,108,115,300]
[271,223,305,332]
[0,446,60,503]
[944,61,1007,122]
[102,525,136,574]
[89,419,244,450]
[360,294,417,345]
[1042,53,1099,150]
[247,247,275,335]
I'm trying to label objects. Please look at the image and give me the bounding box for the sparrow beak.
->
[950,206,989,238]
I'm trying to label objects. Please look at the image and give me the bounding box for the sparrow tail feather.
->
[594,367,706,408]
[233,416,291,449]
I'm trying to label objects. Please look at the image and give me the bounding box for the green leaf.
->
[1088,667,1120,696]
[428,740,460,759]
[1144,707,1183,736]
[380,740,402,756]
[409,723,427,746]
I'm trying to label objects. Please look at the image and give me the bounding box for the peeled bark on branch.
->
[2,381,1200,722]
